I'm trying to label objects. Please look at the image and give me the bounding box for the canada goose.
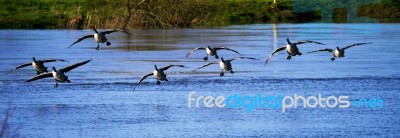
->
[193,57,258,77]
[7,57,65,75]
[134,65,188,90]
[186,46,242,61]
[69,26,124,50]
[25,59,91,88]
[265,38,325,63]
[307,42,372,61]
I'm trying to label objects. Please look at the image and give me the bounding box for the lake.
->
[0,23,399,137]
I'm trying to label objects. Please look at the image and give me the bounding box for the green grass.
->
[0,0,399,29]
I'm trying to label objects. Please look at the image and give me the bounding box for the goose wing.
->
[102,30,118,34]
[265,46,286,64]
[160,65,188,71]
[103,29,131,35]
[40,59,66,63]
[120,30,131,35]
[11,62,31,70]
[295,40,326,45]
[228,57,259,62]
[307,48,333,53]
[186,47,206,57]
[136,73,154,84]
[342,42,372,50]
[193,62,217,72]
[60,59,91,73]
[134,72,154,90]
[69,34,94,48]
[214,47,242,55]
[25,72,53,82]
[5,62,32,75]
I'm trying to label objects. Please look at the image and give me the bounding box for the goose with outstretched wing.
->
[7,57,65,75]
[193,57,258,77]
[186,46,242,61]
[307,42,372,61]
[69,26,128,50]
[26,59,91,88]
[265,38,326,63]
[134,65,188,90]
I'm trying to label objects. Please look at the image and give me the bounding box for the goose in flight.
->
[7,57,65,75]
[265,38,326,63]
[25,59,91,88]
[69,26,124,50]
[193,57,258,77]
[186,46,242,61]
[134,65,188,90]
[307,42,372,61]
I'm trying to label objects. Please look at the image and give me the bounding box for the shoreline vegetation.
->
[0,0,399,29]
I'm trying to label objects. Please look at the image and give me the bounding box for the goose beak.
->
[154,65,157,70]
[32,57,36,61]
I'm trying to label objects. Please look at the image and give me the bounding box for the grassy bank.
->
[0,0,399,29]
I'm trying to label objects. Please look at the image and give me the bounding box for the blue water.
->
[0,24,399,137]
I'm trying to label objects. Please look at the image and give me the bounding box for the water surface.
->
[0,23,399,137]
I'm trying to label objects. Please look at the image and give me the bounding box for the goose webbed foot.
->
[215,55,219,59]
[156,80,161,85]
[203,56,208,61]
[220,72,224,77]
[298,52,302,56]
[106,41,111,46]
[54,82,59,88]
[331,57,335,61]
[287,55,292,60]
[95,46,100,50]
[230,70,234,74]
[164,75,168,82]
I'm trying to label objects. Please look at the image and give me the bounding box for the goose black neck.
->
[93,27,98,33]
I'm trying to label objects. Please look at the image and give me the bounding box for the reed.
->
[0,0,399,29]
